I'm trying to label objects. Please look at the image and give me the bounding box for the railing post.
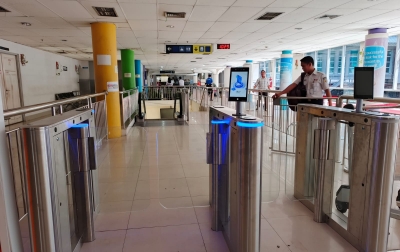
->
[51,106,56,116]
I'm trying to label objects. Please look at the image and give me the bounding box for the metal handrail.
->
[119,89,138,95]
[338,95,400,107]
[4,92,108,118]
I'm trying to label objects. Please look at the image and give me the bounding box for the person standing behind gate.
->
[179,76,184,87]
[272,56,332,106]
[254,70,269,111]
[205,74,214,101]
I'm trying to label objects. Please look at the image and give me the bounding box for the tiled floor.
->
[78,107,364,252]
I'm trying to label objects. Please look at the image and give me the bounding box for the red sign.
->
[217,44,230,49]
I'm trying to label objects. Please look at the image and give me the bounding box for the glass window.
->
[316,50,328,73]
[275,59,281,88]
[343,43,360,88]
[385,36,397,89]
[329,47,343,88]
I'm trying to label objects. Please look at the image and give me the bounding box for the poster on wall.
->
[107,81,119,92]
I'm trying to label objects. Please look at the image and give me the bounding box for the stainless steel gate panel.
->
[208,106,263,252]
[295,104,399,252]
[21,109,98,252]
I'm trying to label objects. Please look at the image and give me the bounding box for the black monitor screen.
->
[228,67,249,102]
[354,67,374,99]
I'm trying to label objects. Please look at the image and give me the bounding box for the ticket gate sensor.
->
[207,105,263,252]
[21,108,99,252]
[295,104,399,252]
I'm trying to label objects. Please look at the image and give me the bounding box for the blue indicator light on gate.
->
[211,120,230,125]
[71,123,89,128]
[237,121,264,128]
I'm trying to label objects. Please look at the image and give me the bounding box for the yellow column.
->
[91,22,121,138]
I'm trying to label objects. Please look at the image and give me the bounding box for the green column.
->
[121,49,136,91]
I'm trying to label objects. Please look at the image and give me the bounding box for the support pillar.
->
[223,66,231,88]
[135,60,143,92]
[121,49,136,92]
[280,50,293,109]
[363,28,389,97]
[91,22,121,138]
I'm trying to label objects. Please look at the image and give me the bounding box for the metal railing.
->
[120,89,138,129]
[143,86,189,100]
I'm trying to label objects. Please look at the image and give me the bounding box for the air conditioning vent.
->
[57,51,68,54]
[195,57,202,59]
[0,6,10,12]
[93,7,118,17]
[316,14,341,20]
[164,12,186,18]
[256,12,283,21]
[190,61,196,62]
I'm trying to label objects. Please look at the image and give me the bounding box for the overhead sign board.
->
[165,45,193,54]
[217,44,230,49]
[165,44,212,54]
[193,44,212,54]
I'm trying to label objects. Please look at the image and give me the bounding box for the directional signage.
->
[217,44,230,49]
[193,44,212,54]
[165,44,212,54]
[165,45,193,54]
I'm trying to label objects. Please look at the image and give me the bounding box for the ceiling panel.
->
[268,0,313,8]
[133,30,157,38]
[233,22,268,33]
[189,6,228,22]
[157,20,187,31]
[34,17,76,29]
[183,21,214,32]
[233,0,275,7]
[208,22,242,32]
[196,38,219,43]
[222,32,251,39]
[217,7,261,22]
[196,0,235,6]
[37,1,93,19]
[129,20,157,31]
[158,0,196,5]
[330,9,391,24]
[340,0,382,9]
[158,30,182,39]
[180,31,205,39]
[7,2,58,18]
[117,29,136,38]
[119,3,157,20]
[201,31,229,39]
[303,0,351,9]
[278,8,327,23]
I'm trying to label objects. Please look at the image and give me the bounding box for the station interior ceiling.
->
[0,0,399,72]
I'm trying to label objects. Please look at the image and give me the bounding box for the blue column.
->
[135,59,142,93]
[280,50,293,110]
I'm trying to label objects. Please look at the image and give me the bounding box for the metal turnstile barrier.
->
[295,104,399,252]
[21,109,98,252]
[207,106,263,252]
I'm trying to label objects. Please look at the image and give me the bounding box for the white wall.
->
[0,39,85,107]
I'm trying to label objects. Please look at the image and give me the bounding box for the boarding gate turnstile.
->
[21,109,99,252]
[295,104,399,252]
[207,106,263,252]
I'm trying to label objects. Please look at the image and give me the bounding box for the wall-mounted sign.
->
[63,66,67,71]
[0,46,9,51]
[124,73,132,78]
[160,70,175,74]
[217,44,230,50]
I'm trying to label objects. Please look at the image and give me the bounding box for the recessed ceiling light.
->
[166,25,175,28]
[21,22,31,26]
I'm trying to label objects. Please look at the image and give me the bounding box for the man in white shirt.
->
[272,56,332,106]
[254,70,269,111]
[178,77,184,87]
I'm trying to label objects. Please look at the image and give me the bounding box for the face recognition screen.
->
[228,67,249,101]
[354,67,374,99]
